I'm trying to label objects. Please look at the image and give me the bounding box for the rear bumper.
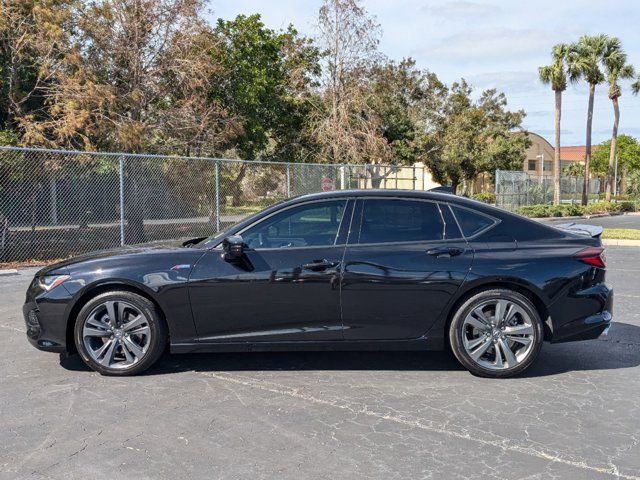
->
[549,284,613,343]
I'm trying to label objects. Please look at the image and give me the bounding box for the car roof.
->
[290,189,452,202]
[286,189,502,215]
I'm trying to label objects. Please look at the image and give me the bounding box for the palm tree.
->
[633,76,640,95]
[567,34,608,205]
[539,43,568,205]
[602,37,635,201]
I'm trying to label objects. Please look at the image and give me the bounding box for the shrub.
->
[472,192,496,204]
[626,171,640,199]
[516,205,550,218]
[618,201,637,212]
[563,203,585,216]
[515,201,633,218]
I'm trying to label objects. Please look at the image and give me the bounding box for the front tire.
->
[74,290,167,376]
[449,289,543,378]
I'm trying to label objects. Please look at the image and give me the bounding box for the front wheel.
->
[74,290,167,376]
[449,289,543,378]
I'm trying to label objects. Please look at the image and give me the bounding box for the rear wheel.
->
[449,289,543,378]
[74,291,167,376]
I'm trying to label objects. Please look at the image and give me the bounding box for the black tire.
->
[74,290,167,376]
[449,289,543,378]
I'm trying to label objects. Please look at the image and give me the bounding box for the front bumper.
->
[23,302,67,352]
[23,275,74,353]
[549,284,613,343]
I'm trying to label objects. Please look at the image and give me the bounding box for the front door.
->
[341,198,473,340]
[189,199,353,342]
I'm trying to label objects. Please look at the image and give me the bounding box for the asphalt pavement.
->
[1,247,640,479]
[542,213,640,229]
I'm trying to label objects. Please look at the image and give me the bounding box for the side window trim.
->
[238,198,350,251]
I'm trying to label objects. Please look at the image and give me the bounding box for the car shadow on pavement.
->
[59,322,640,378]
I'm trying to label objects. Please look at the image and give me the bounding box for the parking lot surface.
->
[1,247,640,480]
[542,213,640,230]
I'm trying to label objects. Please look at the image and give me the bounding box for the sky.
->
[208,0,640,147]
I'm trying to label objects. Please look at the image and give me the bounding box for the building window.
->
[528,160,536,171]
[544,161,552,172]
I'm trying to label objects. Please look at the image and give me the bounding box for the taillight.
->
[575,247,606,268]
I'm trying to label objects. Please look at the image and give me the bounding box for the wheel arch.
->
[441,279,552,347]
[65,281,169,354]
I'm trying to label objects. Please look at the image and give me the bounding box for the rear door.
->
[340,197,473,340]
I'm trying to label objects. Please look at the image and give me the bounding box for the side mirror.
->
[222,235,245,262]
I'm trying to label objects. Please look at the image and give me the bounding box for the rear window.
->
[450,205,495,238]
[358,199,445,244]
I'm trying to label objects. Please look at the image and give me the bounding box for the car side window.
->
[450,205,495,238]
[358,199,445,244]
[242,200,347,249]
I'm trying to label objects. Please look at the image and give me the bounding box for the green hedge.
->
[471,192,496,204]
[515,201,637,218]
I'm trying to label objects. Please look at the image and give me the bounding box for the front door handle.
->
[426,247,463,258]
[302,259,339,271]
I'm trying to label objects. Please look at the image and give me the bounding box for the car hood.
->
[37,238,201,276]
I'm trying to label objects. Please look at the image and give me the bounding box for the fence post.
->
[286,163,291,197]
[215,160,220,232]
[412,165,416,190]
[119,156,125,246]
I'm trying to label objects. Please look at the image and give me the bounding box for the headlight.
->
[38,275,71,291]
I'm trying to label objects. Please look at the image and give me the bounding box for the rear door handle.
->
[426,247,463,258]
[302,259,339,271]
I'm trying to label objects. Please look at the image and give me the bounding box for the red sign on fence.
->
[321,177,335,191]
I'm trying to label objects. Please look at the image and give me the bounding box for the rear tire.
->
[449,289,543,378]
[74,290,167,376]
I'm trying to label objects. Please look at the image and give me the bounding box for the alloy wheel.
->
[82,300,151,369]
[461,299,536,370]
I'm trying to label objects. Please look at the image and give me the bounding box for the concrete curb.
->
[602,239,640,247]
[0,269,19,276]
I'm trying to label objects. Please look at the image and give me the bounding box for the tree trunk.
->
[582,83,595,206]
[450,177,459,195]
[605,96,620,202]
[553,90,562,205]
[230,163,248,207]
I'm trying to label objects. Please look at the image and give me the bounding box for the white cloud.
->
[420,1,500,18]
[428,28,562,60]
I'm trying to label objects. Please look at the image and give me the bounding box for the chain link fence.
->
[0,147,433,263]
[495,170,601,211]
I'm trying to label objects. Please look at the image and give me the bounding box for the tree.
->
[37,0,219,242]
[209,14,321,204]
[313,0,387,165]
[591,135,640,191]
[567,34,608,205]
[367,59,447,164]
[424,81,529,194]
[601,37,635,201]
[633,76,640,95]
[28,0,217,154]
[0,0,75,143]
[539,43,568,205]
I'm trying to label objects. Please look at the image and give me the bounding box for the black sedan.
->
[23,190,613,378]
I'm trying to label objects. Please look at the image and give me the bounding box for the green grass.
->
[602,229,640,240]
[223,205,266,216]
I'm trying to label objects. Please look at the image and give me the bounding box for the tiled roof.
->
[559,145,600,162]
